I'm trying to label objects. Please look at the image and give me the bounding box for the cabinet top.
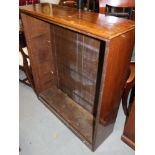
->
[19,3,134,40]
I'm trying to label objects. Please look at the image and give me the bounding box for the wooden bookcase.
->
[20,3,135,151]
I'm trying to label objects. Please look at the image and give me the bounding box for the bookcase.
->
[20,3,135,151]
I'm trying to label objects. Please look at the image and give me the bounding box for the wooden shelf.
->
[39,86,94,144]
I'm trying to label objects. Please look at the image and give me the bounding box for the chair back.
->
[105,0,135,8]
[104,0,135,19]
[40,0,60,4]
[99,0,135,14]
[59,0,77,7]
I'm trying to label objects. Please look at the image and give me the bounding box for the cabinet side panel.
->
[21,13,57,94]
[93,30,135,150]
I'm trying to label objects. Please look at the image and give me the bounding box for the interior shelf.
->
[39,86,94,144]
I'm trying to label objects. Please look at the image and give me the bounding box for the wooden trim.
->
[19,4,134,40]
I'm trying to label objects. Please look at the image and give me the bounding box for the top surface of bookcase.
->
[19,3,134,40]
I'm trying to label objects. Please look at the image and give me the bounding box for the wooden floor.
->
[39,86,94,144]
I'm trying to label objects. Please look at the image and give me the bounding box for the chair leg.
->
[122,85,130,116]
[122,80,135,116]
[19,77,31,87]
[23,63,35,90]
[19,43,35,89]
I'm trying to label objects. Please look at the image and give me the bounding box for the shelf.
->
[39,86,94,144]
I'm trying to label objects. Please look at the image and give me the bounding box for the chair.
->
[19,43,35,89]
[121,62,135,149]
[19,19,35,88]
[40,0,60,4]
[19,0,39,89]
[122,62,135,116]
[19,0,40,6]
[59,0,76,7]
[99,0,135,19]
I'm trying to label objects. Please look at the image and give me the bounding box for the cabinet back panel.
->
[52,25,100,113]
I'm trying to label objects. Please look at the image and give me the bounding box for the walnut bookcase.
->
[20,3,135,151]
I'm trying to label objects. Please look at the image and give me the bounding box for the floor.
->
[19,82,134,155]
